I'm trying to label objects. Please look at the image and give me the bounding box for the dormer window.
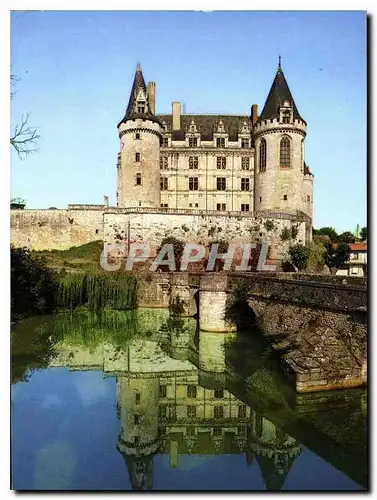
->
[216,137,225,148]
[137,102,145,113]
[241,138,249,149]
[189,137,198,148]
[280,105,293,124]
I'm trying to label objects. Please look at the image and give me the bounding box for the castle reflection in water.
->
[47,308,366,491]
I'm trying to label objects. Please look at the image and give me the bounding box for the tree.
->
[288,244,311,271]
[10,74,40,159]
[324,242,350,273]
[315,227,338,242]
[360,226,367,241]
[157,236,185,267]
[337,231,355,244]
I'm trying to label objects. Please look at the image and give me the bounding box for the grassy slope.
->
[32,240,103,272]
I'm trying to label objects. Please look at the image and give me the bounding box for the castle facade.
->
[117,61,313,219]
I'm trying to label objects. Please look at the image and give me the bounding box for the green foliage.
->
[288,244,311,271]
[291,225,299,239]
[307,241,327,273]
[360,226,367,241]
[264,220,274,232]
[181,224,189,232]
[11,246,57,321]
[157,236,185,264]
[313,234,331,245]
[325,242,351,271]
[55,272,138,312]
[314,227,338,242]
[169,295,186,316]
[208,226,216,237]
[212,239,229,253]
[231,280,250,302]
[280,227,291,241]
[337,231,356,244]
[52,309,139,351]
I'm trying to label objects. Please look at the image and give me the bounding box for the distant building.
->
[336,242,367,277]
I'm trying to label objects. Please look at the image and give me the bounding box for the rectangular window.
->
[307,195,311,202]
[189,156,199,169]
[189,137,198,148]
[216,177,226,191]
[135,393,141,405]
[160,203,168,208]
[189,177,199,191]
[187,405,196,418]
[135,152,140,162]
[158,404,167,420]
[134,415,140,425]
[283,194,287,200]
[162,137,169,147]
[216,137,225,148]
[213,427,222,437]
[160,177,168,190]
[241,157,250,170]
[136,173,141,186]
[259,197,262,203]
[159,385,167,398]
[241,138,249,149]
[214,389,224,399]
[137,103,145,113]
[214,406,224,419]
[216,157,226,169]
[160,156,168,169]
[216,203,226,211]
[135,132,141,140]
[187,385,197,398]
[195,203,198,208]
[241,204,249,212]
[238,405,247,419]
[241,178,250,191]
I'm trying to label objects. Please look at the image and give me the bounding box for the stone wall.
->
[11,209,103,250]
[104,210,307,261]
[248,296,367,393]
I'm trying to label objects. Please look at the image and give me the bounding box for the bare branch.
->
[10,112,40,159]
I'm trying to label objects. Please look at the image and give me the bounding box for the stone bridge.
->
[139,272,367,393]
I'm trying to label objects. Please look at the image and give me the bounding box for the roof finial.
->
[278,55,282,71]
[136,62,141,71]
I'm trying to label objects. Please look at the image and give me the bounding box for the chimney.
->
[147,82,156,115]
[251,104,258,124]
[172,101,181,130]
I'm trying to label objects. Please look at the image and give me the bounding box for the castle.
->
[117,59,313,218]
[11,59,314,258]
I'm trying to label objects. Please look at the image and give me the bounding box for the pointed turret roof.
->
[117,63,160,127]
[256,453,297,491]
[258,57,305,123]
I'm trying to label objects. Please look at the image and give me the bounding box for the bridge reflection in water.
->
[20,308,367,491]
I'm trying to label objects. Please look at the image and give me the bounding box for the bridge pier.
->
[169,273,196,317]
[199,274,237,333]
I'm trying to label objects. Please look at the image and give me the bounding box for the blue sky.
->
[10,10,366,232]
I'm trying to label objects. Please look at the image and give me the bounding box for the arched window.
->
[259,138,267,172]
[280,136,291,168]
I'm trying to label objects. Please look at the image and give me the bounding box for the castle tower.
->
[117,64,163,208]
[116,376,160,490]
[253,58,307,215]
[249,412,301,491]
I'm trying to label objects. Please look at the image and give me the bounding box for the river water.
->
[11,309,368,491]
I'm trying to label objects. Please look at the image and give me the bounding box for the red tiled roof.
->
[333,242,367,251]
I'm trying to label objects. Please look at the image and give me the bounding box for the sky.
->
[10,10,367,232]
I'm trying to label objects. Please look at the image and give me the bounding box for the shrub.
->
[11,246,57,321]
[324,242,350,273]
[264,220,274,232]
[307,242,326,273]
[288,244,310,271]
[280,227,291,241]
[291,225,299,239]
[157,236,185,265]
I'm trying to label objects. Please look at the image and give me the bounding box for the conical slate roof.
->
[117,64,160,127]
[258,60,304,123]
[256,453,297,491]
